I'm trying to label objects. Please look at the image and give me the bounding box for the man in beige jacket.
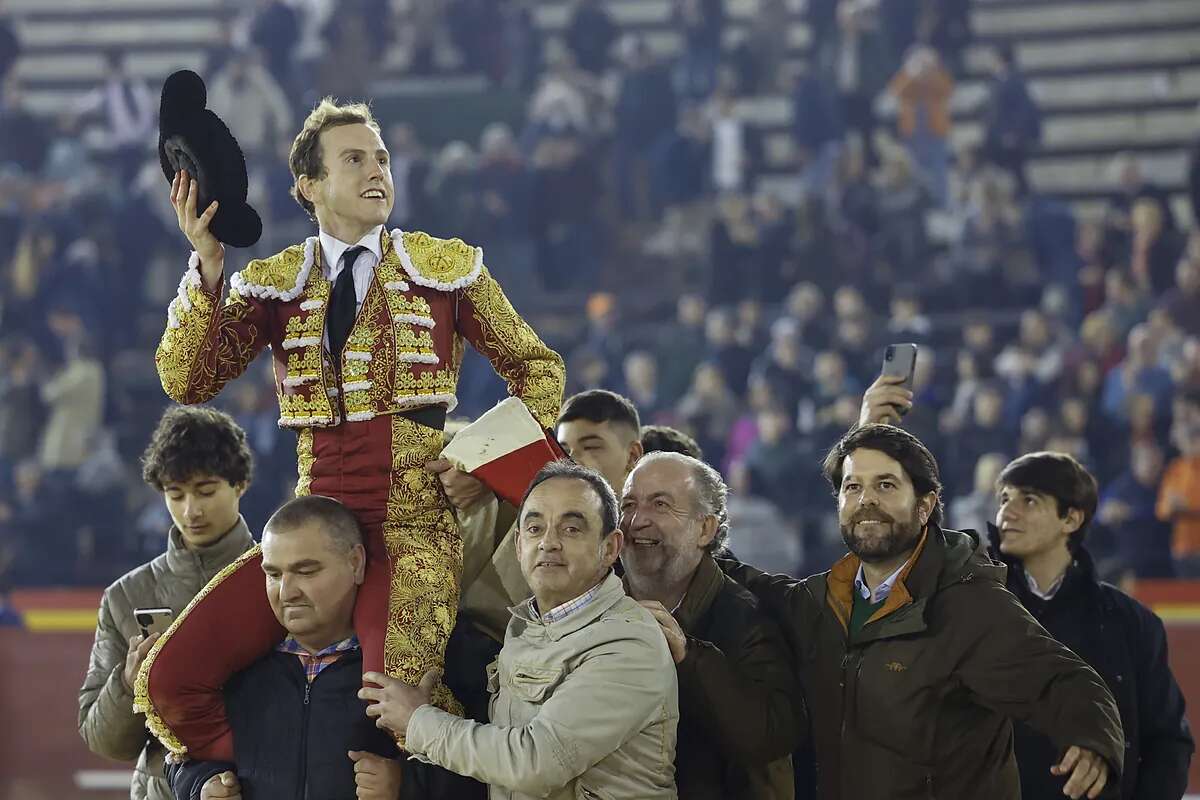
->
[77,406,257,800]
[363,460,680,799]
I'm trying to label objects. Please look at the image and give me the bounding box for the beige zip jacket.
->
[77,520,255,800]
[408,572,679,799]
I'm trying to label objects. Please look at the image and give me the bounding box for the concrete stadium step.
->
[6,0,212,10]
[973,0,1200,39]
[1029,150,1189,193]
[950,108,1199,152]
[17,17,223,49]
[965,29,1200,76]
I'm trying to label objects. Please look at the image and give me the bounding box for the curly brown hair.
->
[141,406,254,491]
[289,97,382,219]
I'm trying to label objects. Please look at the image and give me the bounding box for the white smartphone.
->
[882,343,919,391]
[134,607,174,639]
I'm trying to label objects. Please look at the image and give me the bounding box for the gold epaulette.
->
[392,229,483,292]
[229,239,316,302]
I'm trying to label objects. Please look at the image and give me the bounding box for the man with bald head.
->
[621,452,800,799]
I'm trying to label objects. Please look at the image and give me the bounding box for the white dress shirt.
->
[319,224,384,314]
[854,560,909,604]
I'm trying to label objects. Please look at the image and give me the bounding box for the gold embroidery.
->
[237,243,306,295]
[156,278,218,402]
[280,389,336,424]
[382,415,464,725]
[287,347,324,378]
[401,231,478,286]
[393,368,458,397]
[135,545,267,757]
[284,312,323,340]
[296,428,314,495]
[394,326,435,354]
[462,267,565,429]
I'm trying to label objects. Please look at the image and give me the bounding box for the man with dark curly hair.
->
[78,406,257,800]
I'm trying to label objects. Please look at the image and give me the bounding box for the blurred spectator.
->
[501,1,543,90]
[888,46,953,206]
[919,0,971,75]
[249,0,301,91]
[0,10,18,87]
[0,337,44,479]
[39,314,105,473]
[945,381,1013,496]
[677,361,739,467]
[741,403,808,512]
[386,123,434,230]
[875,147,931,275]
[656,293,708,404]
[791,66,846,195]
[749,323,810,415]
[1158,390,1200,576]
[565,0,619,75]
[1130,197,1187,296]
[530,132,603,290]
[0,77,51,175]
[1158,237,1200,337]
[980,44,1041,197]
[948,452,1006,535]
[1100,268,1151,338]
[650,105,711,211]
[707,85,758,195]
[207,50,292,159]
[702,306,755,395]
[72,51,155,183]
[708,194,760,303]
[622,350,668,423]
[473,123,531,240]
[735,0,790,94]
[826,0,890,166]
[448,0,507,82]
[1099,442,1176,579]
[886,284,932,343]
[1101,324,1174,424]
[613,35,678,221]
[318,8,372,99]
[673,0,725,99]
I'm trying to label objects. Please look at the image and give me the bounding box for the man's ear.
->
[697,515,718,549]
[297,175,315,207]
[625,439,644,473]
[604,529,625,566]
[351,543,366,584]
[1062,507,1085,536]
[917,492,937,527]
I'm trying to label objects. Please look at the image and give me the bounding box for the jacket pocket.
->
[508,663,566,703]
[574,783,610,800]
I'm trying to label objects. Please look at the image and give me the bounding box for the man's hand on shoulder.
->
[349,750,403,799]
[200,771,241,800]
[638,600,687,664]
[360,669,440,739]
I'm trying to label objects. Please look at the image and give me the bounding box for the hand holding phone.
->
[134,607,173,639]
[858,344,918,426]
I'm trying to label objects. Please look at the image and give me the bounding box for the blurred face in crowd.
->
[558,418,642,496]
[756,407,792,445]
[1176,258,1200,294]
[261,522,365,651]
[837,449,934,563]
[1131,443,1164,487]
[815,351,847,393]
[518,477,621,611]
[995,484,1081,562]
[786,283,822,322]
[621,458,716,591]
[623,352,658,394]
[1020,408,1050,449]
[1061,398,1089,435]
[963,320,994,353]
[1019,311,1050,350]
[705,310,735,345]
[973,454,1006,496]
[298,123,394,241]
[163,474,245,549]
[678,293,707,327]
[973,388,1004,427]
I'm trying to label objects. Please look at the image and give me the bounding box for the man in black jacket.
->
[991,451,1194,799]
[168,495,479,800]
[621,451,801,799]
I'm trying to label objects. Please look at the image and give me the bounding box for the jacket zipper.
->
[298,678,311,800]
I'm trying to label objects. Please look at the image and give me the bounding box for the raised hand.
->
[171,169,224,289]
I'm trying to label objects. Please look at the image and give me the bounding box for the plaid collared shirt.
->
[276,634,360,683]
[531,580,606,625]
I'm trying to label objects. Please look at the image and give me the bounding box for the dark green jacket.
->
[670,554,801,799]
[725,525,1125,800]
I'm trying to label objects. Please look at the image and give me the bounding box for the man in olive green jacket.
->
[77,407,256,800]
[362,460,680,800]
[725,424,1125,800]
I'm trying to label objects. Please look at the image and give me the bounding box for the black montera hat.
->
[158,70,263,248]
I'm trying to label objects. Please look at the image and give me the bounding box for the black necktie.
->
[327,245,366,360]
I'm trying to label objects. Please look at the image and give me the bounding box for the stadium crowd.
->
[0,0,1198,597]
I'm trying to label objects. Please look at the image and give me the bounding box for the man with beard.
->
[722,424,1125,800]
[621,452,799,799]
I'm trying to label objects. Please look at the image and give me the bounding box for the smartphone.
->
[134,607,174,639]
[882,343,919,390]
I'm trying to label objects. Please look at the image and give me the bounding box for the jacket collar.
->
[985,521,1100,606]
[165,517,255,577]
[673,553,724,635]
[509,571,628,641]
[824,525,1004,642]
[318,225,385,277]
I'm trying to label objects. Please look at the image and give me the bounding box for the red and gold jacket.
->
[156,228,564,430]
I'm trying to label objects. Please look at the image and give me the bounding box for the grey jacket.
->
[77,520,255,800]
[407,572,680,799]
